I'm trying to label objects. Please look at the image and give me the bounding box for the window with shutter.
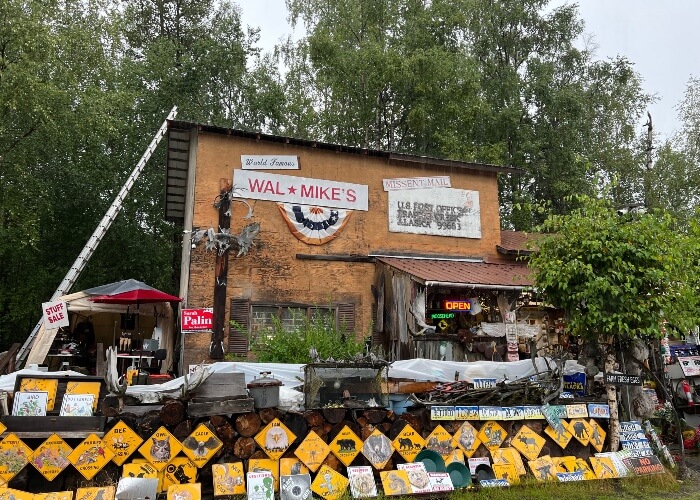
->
[337,303,355,336]
[228,299,251,355]
[371,303,382,345]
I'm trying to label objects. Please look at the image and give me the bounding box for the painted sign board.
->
[68,434,114,480]
[388,188,481,238]
[623,455,665,475]
[183,423,223,467]
[138,426,183,471]
[392,425,425,463]
[233,170,368,211]
[382,176,451,191]
[104,421,143,466]
[310,465,348,500]
[241,155,299,170]
[330,425,362,466]
[31,434,72,481]
[213,463,245,495]
[347,466,377,498]
[603,373,642,386]
[181,309,213,332]
[255,419,295,462]
[42,300,69,329]
[19,378,58,411]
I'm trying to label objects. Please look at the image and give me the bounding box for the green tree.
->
[528,196,700,449]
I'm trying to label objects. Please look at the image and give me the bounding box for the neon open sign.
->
[444,300,471,311]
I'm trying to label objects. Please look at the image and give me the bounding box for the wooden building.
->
[165,122,537,370]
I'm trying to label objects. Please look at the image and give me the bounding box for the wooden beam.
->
[187,398,255,418]
[296,254,375,263]
[0,344,19,375]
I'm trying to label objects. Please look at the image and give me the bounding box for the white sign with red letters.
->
[181,308,213,332]
[233,170,368,211]
[42,300,69,329]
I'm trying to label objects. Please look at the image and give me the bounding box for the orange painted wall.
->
[184,131,503,365]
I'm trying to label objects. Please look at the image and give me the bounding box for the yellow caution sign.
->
[138,426,182,471]
[68,434,114,480]
[104,421,143,466]
[361,429,394,469]
[476,421,507,452]
[330,425,363,466]
[30,434,72,481]
[182,423,222,468]
[294,431,330,472]
[544,423,573,450]
[254,418,295,461]
[391,425,425,463]
[511,424,545,461]
[528,455,557,481]
[0,433,32,482]
[424,425,454,459]
[453,421,480,458]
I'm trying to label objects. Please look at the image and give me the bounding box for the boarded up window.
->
[228,299,250,355]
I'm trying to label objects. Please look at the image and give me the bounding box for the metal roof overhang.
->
[376,257,533,291]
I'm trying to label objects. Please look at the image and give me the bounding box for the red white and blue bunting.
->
[277,203,352,245]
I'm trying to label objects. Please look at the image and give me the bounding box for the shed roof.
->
[377,257,533,290]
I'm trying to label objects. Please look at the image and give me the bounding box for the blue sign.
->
[563,372,586,397]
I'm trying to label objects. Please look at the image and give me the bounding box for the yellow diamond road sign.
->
[361,429,394,469]
[255,418,295,461]
[425,425,455,459]
[31,434,72,481]
[512,424,545,461]
[104,421,143,466]
[68,433,114,480]
[0,433,33,482]
[294,431,330,472]
[476,421,507,452]
[453,421,480,458]
[75,486,115,500]
[213,462,246,496]
[391,425,425,463]
[330,425,363,466]
[182,423,222,467]
[138,426,183,471]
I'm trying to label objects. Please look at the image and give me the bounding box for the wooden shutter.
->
[228,299,250,355]
[337,303,355,336]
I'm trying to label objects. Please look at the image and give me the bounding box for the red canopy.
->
[86,279,182,304]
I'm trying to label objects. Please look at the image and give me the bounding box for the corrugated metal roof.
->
[378,257,533,288]
[497,230,541,255]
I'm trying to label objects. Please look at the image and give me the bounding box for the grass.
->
[454,473,684,500]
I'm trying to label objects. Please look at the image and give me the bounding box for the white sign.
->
[42,300,69,329]
[388,188,481,238]
[233,170,368,211]
[241,155,299,170]
[382,176,451,191]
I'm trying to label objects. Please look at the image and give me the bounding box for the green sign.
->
[430,312,455,319]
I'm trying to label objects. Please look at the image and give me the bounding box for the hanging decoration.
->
[277,204,351,245]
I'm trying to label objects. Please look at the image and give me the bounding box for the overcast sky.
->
[240,1,700,140]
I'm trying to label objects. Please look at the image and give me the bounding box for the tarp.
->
[122,358,585,402]
[26,289,175,371]
[387,357,585,382]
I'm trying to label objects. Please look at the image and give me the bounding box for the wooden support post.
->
[210,179,232,359]
[96,342,105,378]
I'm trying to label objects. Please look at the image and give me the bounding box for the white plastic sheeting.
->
[387,358,585,383]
